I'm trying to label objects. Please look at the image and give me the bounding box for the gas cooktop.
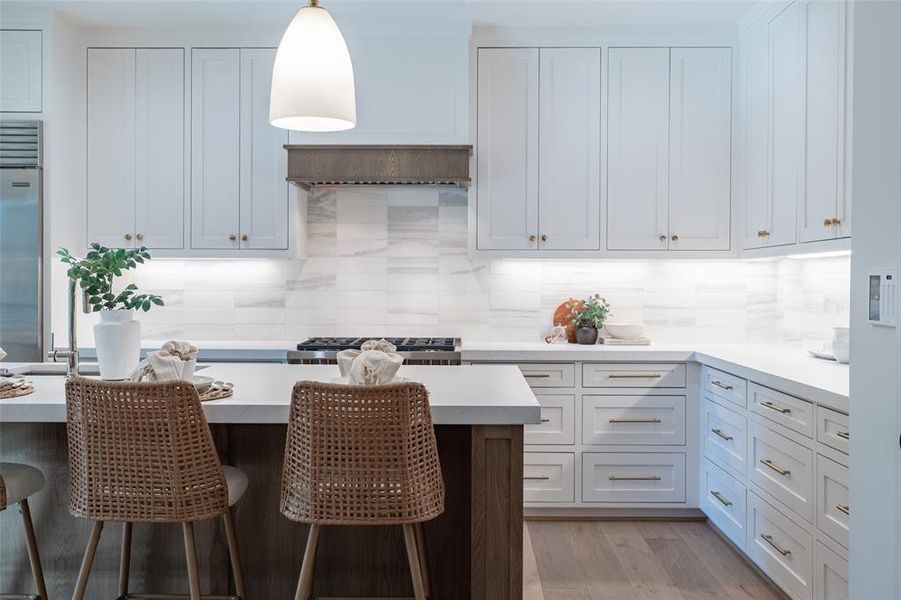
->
[296,337,458,352]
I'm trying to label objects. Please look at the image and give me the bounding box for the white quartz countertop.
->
[0,363,542,426]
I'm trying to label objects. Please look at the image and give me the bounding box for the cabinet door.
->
[669,47,732,250]
[768,2,802,247]
[191,49,240,249]
[87,48,136,248]
[239,49,288,250]
[0,30,42,112]
[606,48,670,251]
[740,25,770,250]
[801,0,847,243]
[135,49,184,249]
[476,48,539,250]
[537,48,600,250]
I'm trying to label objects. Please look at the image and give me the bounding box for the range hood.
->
[285,144,472,189]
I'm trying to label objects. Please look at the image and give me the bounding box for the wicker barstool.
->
[281,381,445,600]
[0,462,48,600]
[65,376,248,600]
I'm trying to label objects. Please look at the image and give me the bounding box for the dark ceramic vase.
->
[575,326,598,345]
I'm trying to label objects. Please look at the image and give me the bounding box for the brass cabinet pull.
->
[135,233,144,241]
[836,431,849,440]
[540,418,551,423]
[824,218,834,227]
[609,475,662,481]
[832,218,842,226]
[710,380,734,391]
[124,233,132,241]
[711,490,733,507]
[760,459,790,476]
[241,234,248,241]
[607,373,663,379]
[609,418,662,424]
[671,234,679,242]
[540,234,548,242]
[659,234,667,242]
[529,234,536,242]
[524,373,551,378]
[836,504,850,516]
[760,533,792,557]
[523,475,550,481]
[760,400,791,414]
[228,234,237,241]
[711,428,733,441]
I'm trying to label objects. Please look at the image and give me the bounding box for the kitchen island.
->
[0,363,540,600]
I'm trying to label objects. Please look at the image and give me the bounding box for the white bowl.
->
[603,323,646,339]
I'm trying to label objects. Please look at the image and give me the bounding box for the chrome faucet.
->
[47,278,88,377]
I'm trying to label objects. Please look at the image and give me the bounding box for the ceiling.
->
[1,0,759,29]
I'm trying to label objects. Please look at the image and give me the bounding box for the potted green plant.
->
[570,294,611,345]
[58,243,163,380]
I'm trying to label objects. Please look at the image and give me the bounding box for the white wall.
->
[847,1,901,599]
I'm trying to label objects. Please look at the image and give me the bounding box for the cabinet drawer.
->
[702,458,748,549]
[582,363,686,388]
[525,394,575,445]
[749,422,814,523]
[816,455,849,549]
[748,492,813,600]
[582,452,685,503]
[750,383,814,437]
[815,542,848,600]
[516,363,575,388]
[703,396,748,477]
[523,452,575,503]
[816,407,849,454]
[582,395,686,446]
[703,366,747,408]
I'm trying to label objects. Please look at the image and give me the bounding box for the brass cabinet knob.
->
[136,233,144,241]
[124,233,132,241]
[832,218,842,226]
[659,234,667,242]
[540,234,548,242]
[241,234,248,242]
[824,218,834,227]
[671,234,679,242]
[758,230,770,238]
[528,234,536,242]
[228,234,237,241]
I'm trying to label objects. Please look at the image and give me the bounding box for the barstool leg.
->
[19,499,48,600]
[414,522,431,598]
[294,524,320,600]
[119,522,133,598]
[73,520,105,600]
[402,524,427,600]
[182,522,202,600]
[223,509,247,599]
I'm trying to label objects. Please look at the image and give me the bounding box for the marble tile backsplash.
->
[75,187,851,347]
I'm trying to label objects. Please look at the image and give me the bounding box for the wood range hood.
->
[284,144,473,190]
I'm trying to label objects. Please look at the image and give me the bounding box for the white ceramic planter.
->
[94,310,141,380]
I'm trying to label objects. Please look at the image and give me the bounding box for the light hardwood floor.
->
[524,520,786,600]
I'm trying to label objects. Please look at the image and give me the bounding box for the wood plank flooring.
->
[524,521,786,600]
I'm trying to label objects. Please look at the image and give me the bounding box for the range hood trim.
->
[284,144,473,190]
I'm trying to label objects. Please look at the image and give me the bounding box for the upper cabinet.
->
[0,30,42,113]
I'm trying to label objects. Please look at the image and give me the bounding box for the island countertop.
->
[0,363,542,426]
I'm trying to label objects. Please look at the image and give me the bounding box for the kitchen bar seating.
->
[64,377,248,600]
[0,462,48,600]
[281,381,445,600]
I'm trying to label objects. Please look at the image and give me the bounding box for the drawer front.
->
[815,542,848,600]
[582,363,686,388]
[582,395,686,446]
[749,422,814,523]
[516,363,575,388]
[523,452,575,503]
[703,366,748,408]
[703,396,748,477]
[582,452,685,503]
[750,383,814,437]
[816,455,849,549]
[748,492,813,600]
[702,458,748,549]
[525,394,576,445]
[816,407,849,455]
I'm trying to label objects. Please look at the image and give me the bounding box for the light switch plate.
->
[868,269,897,327]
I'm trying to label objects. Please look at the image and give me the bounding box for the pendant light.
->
[270,0,356,132]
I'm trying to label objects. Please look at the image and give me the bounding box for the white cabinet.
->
[191,48,288,251]
[801,0,850,242]
[475,48,538,251]
[87,48,184,249]
[607,47,732,251]
[740,24,771,250]
[0,30,42,112]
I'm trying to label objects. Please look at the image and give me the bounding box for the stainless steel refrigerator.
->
[0,120,42,362]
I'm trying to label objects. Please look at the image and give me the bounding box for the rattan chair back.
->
[65,376,228,523]
[281,381,445,525]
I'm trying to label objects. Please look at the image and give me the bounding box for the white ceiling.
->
[1,0,759,29]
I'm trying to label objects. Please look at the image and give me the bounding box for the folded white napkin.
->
[336,339,404,385]
[129,340,199,382]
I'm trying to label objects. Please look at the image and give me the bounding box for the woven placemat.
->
[0,384,35,399]
[199,387,233,402]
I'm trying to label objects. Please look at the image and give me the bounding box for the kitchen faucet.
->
[47,277,88,377]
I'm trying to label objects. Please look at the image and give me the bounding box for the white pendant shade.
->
[270,2,356,132]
